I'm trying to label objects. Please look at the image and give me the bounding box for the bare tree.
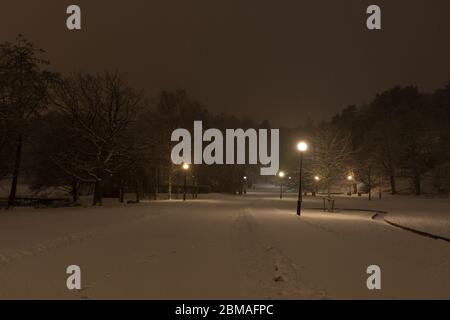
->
[51,72,142,205]
[355,156,380,200]
[310,125,353,206]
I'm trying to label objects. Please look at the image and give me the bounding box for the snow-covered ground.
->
[0,188,449,299]
[301,192,450,239]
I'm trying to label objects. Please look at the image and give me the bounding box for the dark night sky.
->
[1,0,449,127]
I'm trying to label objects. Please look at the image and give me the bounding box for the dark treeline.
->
[334,84,450,196]
[280,84,450,198]
[0,36,263,207]
[1,36,449,208]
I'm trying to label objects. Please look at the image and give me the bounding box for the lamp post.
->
[243,176,247,194]
[314,175,320,196]
[278,171,285,199]
[194,174,199,199]
[347,175,353,196]
[297,141,308,216]
[182,163,190,201]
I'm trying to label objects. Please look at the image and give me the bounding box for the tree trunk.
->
[135,178,140,203]
[119,179,125,203]
[368,168,372,200]
[195,175,198,199]
[154,167,159,200]
[168,168,172,200]
[119,187,124,203]
[175,172,179,199]
[327,183,332,211]
[389,174,396,195]
[414,170,421,196]
[92,179,103,206]
[72,181,79,203]
[141,174,147,200]
[379,176,383,199]
[7,132,24,209]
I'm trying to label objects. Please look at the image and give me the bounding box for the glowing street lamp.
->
[297,142,308,152]
[242,176,247,194]
[296,141,308,216]
[278,171,285,199]
[347,175,353,196]
[313,175,320,196]
[182,163,190,201]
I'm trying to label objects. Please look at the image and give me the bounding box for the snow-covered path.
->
[0,193,449,299]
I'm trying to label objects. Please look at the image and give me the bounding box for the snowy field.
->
[0,189,449,299]
[313,194,450,239]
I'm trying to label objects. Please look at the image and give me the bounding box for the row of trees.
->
[0,36,265,208]
[0,36,56,208]
[1,36,449,208]
[334,84,450,196]
[279,84,450,197]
